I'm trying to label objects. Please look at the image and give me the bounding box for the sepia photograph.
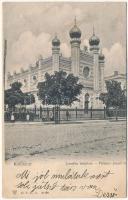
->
[2,2,127,198]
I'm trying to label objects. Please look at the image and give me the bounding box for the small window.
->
[83,67,90,78]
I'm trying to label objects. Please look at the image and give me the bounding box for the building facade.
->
[6,19,105,108]
[105,71,126,91]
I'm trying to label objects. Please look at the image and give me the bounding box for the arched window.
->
[83,67,90,78]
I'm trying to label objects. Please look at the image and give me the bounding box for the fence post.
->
[66,109,69,121]
[34,105,36,114]
[25,106,26,113]
[59,106,60,123]
[40,106,42,119]
[19,106,21,113]
[116,107,118,121]
[104,107,106,119]
[47,107,49,121]
[54,106,59,124]
[57,106,59,124]
[53,107,55,120]
[76,107,77,119]
[90,106,92,119]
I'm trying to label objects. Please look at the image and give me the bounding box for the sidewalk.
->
[5,118,126,125]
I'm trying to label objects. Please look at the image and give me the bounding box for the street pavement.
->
[4,120,126,161]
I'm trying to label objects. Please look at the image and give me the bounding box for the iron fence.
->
[4,106,126,122]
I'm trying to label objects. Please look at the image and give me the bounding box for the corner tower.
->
[52,35,60,72]
[89,27,100,91]
[69,18,81,76]
[99,50,105,92]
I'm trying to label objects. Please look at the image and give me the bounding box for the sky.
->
[3,2,126,76]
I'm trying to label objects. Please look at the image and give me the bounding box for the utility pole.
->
[4,40,7,88]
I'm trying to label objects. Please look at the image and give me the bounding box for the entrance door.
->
[84,93,89,112]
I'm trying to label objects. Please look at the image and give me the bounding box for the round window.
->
[83,67,90,78]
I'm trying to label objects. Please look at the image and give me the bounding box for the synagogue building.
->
[6,19,105,108]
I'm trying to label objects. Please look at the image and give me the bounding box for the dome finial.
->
[93,25,95,35]
[74,16,76,26]
[69,17,81,39]
[54,32,57,38]
[89,26,100,46]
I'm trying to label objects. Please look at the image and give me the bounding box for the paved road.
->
[4,120,126,160]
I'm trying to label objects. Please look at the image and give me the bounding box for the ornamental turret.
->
[99,49,105,92]
[89,27,100,52]
[89,27,100,91]
[69,17,81,76]
[52,35,60,72]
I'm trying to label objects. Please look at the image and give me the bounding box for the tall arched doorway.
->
[84,93,89,111]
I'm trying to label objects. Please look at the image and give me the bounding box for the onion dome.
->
[52,35,60,46]
[99,50,105,60]
[69,17,81,39]
[89,27,100,46]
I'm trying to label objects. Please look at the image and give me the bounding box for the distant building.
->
[105,71,126,90]
[6,19,105,108]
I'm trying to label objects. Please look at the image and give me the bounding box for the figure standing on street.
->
[49,110,53,121]
[11,112,15,122]
[26,112,30,121]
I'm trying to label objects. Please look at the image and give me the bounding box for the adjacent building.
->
[105,71,126,91]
